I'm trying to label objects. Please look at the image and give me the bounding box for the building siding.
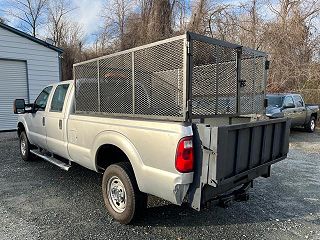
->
[0,27,60,102]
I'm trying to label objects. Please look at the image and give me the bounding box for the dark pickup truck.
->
[266,93,319,132]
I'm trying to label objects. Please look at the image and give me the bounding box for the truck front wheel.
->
[19,131,32,161]
[102,162,147,224]
[305,116,316,133]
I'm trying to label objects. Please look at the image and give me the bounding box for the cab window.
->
[293,95,304,107]
[34,86,53,111]
[283,96,294,107]
[50,84,70,112]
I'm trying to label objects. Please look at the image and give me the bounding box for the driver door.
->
[26,86,53,149]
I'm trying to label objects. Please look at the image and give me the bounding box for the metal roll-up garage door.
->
[0,60,28,131]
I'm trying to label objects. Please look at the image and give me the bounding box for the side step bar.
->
[30,149,71,171]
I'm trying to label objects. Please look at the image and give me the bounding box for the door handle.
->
[59,120,62,130]
[42,117,45,126]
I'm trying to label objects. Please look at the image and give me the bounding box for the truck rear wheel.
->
[305,116,316,133]
[19,131,32,161]
[102,162,147,224]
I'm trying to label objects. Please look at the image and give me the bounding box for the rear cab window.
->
[50,84,70,112]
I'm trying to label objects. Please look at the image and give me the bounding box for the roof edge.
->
[0,22,64,53]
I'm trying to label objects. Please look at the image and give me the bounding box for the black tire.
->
[102,162,147,224]
[305,116,316,133]
[19,131,32,161]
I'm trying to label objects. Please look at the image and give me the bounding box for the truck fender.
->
[91,130,146,191]
[17,118,29,136]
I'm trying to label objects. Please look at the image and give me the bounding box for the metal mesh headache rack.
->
[73,32,268,121]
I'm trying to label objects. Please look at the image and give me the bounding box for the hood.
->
[266,106,281,114]
[266,106,284,118]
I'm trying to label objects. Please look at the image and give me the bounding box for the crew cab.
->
[266,93,319,132]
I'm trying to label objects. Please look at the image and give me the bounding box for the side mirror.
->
[13,99,26,114]
[283,102,295,109]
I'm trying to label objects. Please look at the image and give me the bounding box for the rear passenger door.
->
[293,95,306,126]
[46,83,71,159]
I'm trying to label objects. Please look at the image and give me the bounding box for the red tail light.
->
[175,136,194,173]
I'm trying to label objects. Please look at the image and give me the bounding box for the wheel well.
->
[311,113,317,120]
[96,144,130,172]
[17,122,25,136]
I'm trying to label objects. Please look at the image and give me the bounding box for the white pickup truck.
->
[13,32,290,224]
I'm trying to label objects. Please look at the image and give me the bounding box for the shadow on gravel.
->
[290,128,319,142]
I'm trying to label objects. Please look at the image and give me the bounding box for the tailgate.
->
[188,118,290,210]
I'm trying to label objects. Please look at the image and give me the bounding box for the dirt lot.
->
[0,129,319,240]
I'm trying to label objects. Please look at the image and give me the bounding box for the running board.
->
[30,149,71,171]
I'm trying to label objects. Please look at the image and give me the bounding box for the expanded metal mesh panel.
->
[191,40,237,116]
[74,62,99,112]
[240,49,266,114]
[254,56,266,113]
[74,37,185,120]
[99,53,133,114]
[134,40,184,117]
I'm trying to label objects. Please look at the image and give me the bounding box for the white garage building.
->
[0,23,63,131]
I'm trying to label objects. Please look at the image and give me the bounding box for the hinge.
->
[237,47,243,55]
[187,99,191,110]
[240,79,247,87]
[185,99,191,121]
[265,60,270,70]
[202,145,215,155]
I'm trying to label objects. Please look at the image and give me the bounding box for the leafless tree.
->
[102,0,135,50]
[0,17,6,24]
[47,0,75,46]
[60,22,85,80]
[172,0,190,33]
[188,0,208,34]
[146,0,177,41]
[6,0,48,37]
[265,0,320,93]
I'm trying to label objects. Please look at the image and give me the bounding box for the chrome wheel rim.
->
[107,176,126,213]
[20,138,26,156]
[311,120,315,131]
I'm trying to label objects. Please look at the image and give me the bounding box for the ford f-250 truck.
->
[13,32,290,224]
[266,93,319,132]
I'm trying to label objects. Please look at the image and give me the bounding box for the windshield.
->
[267,95,284,108]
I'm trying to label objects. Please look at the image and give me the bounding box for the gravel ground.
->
[0,129,319,240]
